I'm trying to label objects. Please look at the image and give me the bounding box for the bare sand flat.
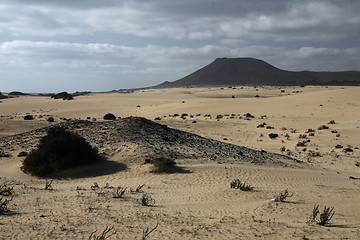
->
[1,86,360,239]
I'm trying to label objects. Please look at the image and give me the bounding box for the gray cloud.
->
[0,0,359,92]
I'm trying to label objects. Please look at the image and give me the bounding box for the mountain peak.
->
[155,57,360,88]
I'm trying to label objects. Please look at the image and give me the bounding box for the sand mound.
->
[0,117,298,166]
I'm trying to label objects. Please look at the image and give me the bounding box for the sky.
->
[1,0,360,93]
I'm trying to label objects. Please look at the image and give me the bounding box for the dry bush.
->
[318,125,329,130]
[309,205,335,226]
[89,227,115,240]
[140,194,155,206]
[0,149,10,158]
[146,157,177,173]
[142,222,159,240]
[91,182,100,190]
[0,184,14,196]
[44,179,53,190]
[273,189,293,202]
[112,187,126,199]
[0,196,13,215]
[230,179,254,191]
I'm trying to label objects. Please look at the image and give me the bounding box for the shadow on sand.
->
[49,159,127,179]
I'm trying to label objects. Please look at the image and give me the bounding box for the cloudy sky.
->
[1,0,360,92]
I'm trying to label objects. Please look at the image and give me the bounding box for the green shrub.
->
[21,126,100,177]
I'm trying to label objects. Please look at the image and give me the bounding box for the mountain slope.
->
[156,57,360,87]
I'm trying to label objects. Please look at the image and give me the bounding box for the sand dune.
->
[1,86,360,239]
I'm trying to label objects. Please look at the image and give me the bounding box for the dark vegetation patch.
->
[21,126,100,177]
[51,92,74,100]
[103,113,116,120]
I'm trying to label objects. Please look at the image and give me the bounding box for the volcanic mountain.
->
[156,57,360,87]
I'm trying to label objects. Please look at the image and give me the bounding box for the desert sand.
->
[0,86,360,239]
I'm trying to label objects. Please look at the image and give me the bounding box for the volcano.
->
[156,57,360,87]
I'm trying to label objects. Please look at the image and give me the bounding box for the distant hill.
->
[155,57,360,87]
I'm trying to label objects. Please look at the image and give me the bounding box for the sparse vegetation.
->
[244,113,255,118]
[318,125,329,130]
[146,156,177,173]
[52,92,74,100]
[0,196,13,215]
[44,179,53,190]
[89,227,115,240]
[91,182,100,190]
[21,126,100,177]
[24,114,34,120]
[0,148,10,158]
[230,179,254,191]
[47,117,55,122]
[103,113,116,120]
[142,222,159,240]
[140,194,155,206]
[273,189,293,202]
[268,133,278,139]
[0,183,14,196]
[309,205,335,226]
[112,187,126,199]
[298,134,307,139]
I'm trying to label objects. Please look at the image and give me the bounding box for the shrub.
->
[21,126,100,177]
[298,134,307,139]
[112,187,126,199]
[47,117,55,122]
[51,92,74,100]
[140,194,155,206]
[142,222,159,240]
[309,205,335,226]
[318,125,329,130]
[0,184,14,196]
[296,140,307,147]
[328,120,336,124]
[244,113,255,118]
[146,157,177,173]
[89,227,115,240]
[273,189,293,202]
[268,133,278,139]
[44,179,53,190]
[17,151,28,157]
[154,117,161,120]
[0,196,13,215]
[230,179,253,191]
[24,115,34,120]
[0,149,10,158]
[103,113,116,120]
